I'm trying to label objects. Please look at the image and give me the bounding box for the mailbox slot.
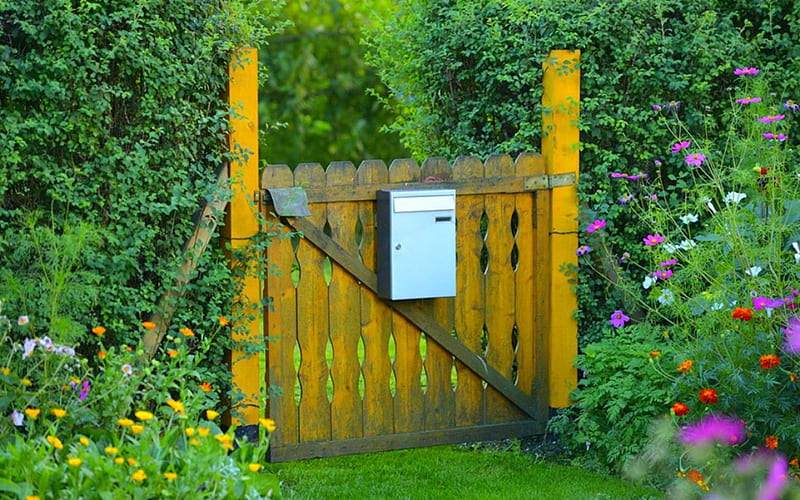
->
[377,189,456,300]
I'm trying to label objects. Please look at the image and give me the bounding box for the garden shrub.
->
[0,0,283,389]
[366,0,800,345]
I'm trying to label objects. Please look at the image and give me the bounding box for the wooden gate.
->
[222,48,581,461]
[261,153,572,461]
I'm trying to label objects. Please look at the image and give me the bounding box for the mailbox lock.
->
[395,243,402,250]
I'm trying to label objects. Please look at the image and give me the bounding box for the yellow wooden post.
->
[541,49,580,408]
[226,47,260,425]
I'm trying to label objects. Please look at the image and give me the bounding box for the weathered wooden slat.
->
[263,164,300,448]
[293,163,332,442]
[268,420,541,462]
[266,168,575,203]
[386,159,425,433]
[325,162,364,441]
[284,216,541,420]
[533,177,552,413]
[483,155,525,423]
[453,156,486,426]
[356,160,395,437]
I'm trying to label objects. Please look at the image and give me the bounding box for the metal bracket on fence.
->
[263,187,311,216]
[523,172,576,190]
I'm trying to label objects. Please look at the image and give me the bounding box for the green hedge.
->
[366,0,800,344]
[0,0,281,386]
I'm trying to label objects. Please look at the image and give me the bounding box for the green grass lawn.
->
[265,445,662,500]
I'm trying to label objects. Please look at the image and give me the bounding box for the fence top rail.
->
[261,153,574,203]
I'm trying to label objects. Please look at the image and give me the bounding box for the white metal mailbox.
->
[376,189,456,300]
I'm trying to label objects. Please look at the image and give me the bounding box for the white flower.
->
[658,289,675,305]
[723,192,747,205]
[17,316,28,326]
[22,338,36,359]
[643,275,658,289]
[10,410,23,427]
[793,242,800,264]
[663,243,678,254]
[679,239,697,250]
[744,266,762,277]
[680,213,699,224]
[706,200,717,214]
[710,302,724,311]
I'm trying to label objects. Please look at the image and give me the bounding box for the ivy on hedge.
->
[0,0,283,387]
[366,0,800,344]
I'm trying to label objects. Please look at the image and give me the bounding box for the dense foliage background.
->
[0,0,282,387]
[366,0,800,345]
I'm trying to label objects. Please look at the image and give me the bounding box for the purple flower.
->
[679,414,747,446]
[659,259,677,267]
[736,97,762,104]
[10,410,24,427]
[653,269,673,280]
[734,67,760,75]
[654,160,662,167]
[609,310,630,328]
[576,245,593,256]
[79,380,91,401]
[784,100,799,113]
[586,219,606,233]
[671,141,691,153]
[685,153,707,167]
[665,100,680,110]
[619,252,630,263]
[763,133,788,141]
[783,316,800,353]
[735,453,788,500]
[22,339,36,359]
[610,172,627,178]
[652,104,662,111]
[643,234,665,246]
[618,194,634,205]
[754,296,784,310]
[649,194,658,201]
[758,114,785,123]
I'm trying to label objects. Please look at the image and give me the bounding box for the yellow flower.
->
[67,457,82,467]
[79,436,90,446]
[105,446,118,456]
[166,399,185,415]
[135,410,154,421]
[21,378,31,386]
[166,350,178,358]
[248,463,261,472]
[25,496,40,500]
[214,433,234,450]
[259,418,277,432]
[179,327,195,337]
[197,427,210,437]
[190,438,200,446]
[131,424,144,435]
[131,469,147,482]
[141,321,156,330]
[50,408,67,418]
[206,409,220,420]
[127,457,138,466]
[24,408,40,419]
[46,435,63,450]
[92,326,106,336]
[114,457,125,465]
[163,472,178,481]
[118,418,134,427]
[185,427,196,437]
[1,367,9,376]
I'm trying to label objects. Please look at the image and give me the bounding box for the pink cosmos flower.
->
[763,133,788,141]
[685,153,707,167]
[734,67,760,75]
[659,259,677,267]
[609,310,630,328]
[783,316,800,353]
[671,141,691,153]
[758,114,785,123]
[736,97,763,104]
[586,219,606,233]
[643,234,665,246]
[679,413,747,446]
[653,269,673,280]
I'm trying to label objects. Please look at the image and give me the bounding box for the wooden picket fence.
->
[214,48,580,461]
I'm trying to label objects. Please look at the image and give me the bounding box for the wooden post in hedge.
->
[541,49,580,409]
[225,47,261,426]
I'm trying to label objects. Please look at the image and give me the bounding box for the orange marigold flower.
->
[649,350,661,358]
[92,326,106,336]
[699,388,718,405]
[198,381,213,392]
[677,360,693,374]
[732,307,754,321]
[179,327,195,337]
[671,402,689,417]
[218,316,229,326]
[141,321,156,330]
[685,469,709,491]
[766,436,779,449]
[166,350,178,358]
[790,457,799,467]
[98,351,106,359]
[760,354,780,370]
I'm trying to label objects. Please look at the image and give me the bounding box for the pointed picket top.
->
[453,156,484,181]
[261,164,294,189]
[420,157,452,182]
[387,158,420,183]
